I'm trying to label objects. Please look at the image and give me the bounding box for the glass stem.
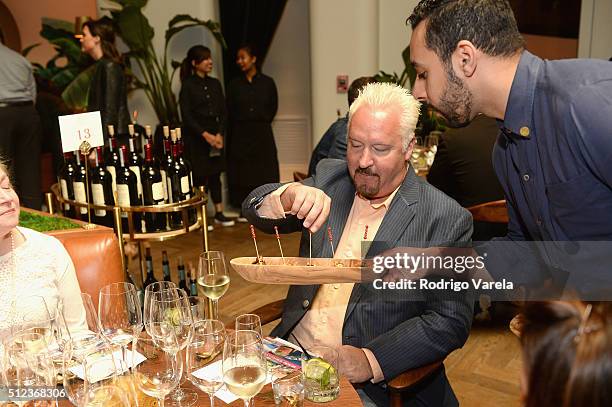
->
[209,394,215,407]
[243,398,250,407]
[210,299,219,320]
[159,397,165,407]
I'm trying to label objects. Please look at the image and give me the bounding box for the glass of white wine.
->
[187,319,226,407]
[222,330,267,407]
[197,251,230,320]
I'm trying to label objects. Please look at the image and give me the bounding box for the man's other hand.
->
[280,184,331,233]
[338,345,374,383]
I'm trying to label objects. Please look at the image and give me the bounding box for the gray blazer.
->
[243,159,474,405]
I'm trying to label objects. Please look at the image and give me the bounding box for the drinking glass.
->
[302,346,340,402]
[69,293,106,362]
[272,370,305,407]
[98,282,143,353]
[83,384,131,406]
[223,330,267,407]
[197,251,230,319]
[189,296,208,323]
[144,281,178,338]
[83,344,138,405]
[147,287,196,406]
[235,314,262,337]
[132,329,183,407]
[187,320,226,407]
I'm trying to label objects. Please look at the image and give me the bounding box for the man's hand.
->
[338,345,373,383]
[202,131,216,146]
[214,134,224,149]
[280,184,331,232]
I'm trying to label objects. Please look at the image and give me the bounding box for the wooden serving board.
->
[229,257,371,285]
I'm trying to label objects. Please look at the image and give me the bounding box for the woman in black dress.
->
[227,45,279,219]
[179,45,234,227]
[80,17,129,143]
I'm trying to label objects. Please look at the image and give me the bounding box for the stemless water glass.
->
[187,320,226,407]
[197,251,230,319]
[223,330,267,407]
[132,329,183,407]
[147,287,196,406]
[235,314,262,337]
[98,282,143,352]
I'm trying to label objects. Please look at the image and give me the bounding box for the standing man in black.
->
[0,42,41,209]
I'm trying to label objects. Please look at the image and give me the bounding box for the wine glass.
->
[187,320,226,407]
[83,343,138,405]
[189,296,208,323]
[197,251,230,320]
[98,283,143,366]
[83,384,131,406]
[132,329,183,407]
[144,281,178,337]
[69,293,106,362]
[223,330,267,407]
[235,314,262,337]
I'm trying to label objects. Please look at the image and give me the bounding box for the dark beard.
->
[354,167,380,199]
[436,68,473,128]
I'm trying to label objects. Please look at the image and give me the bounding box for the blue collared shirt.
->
[494,51,612,242]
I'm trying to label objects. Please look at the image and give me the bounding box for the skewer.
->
[308,230,313,266]
[250,225,263,264]
[327,226,335,257]
[364,225,369,240]
[274,226,285,264]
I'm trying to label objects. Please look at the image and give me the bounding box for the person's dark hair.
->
[408,0,524,67]
[521,301,611,407]
[180,45,211,82]
[347,77,377,107]
[82,17,122,64]
[237,43,258,59]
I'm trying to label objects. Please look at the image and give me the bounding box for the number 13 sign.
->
[58,111,104,153]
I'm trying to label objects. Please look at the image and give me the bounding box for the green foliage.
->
[19,211,80,232]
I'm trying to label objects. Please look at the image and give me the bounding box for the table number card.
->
[58,111,104,153]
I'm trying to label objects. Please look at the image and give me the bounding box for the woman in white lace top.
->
[0,162,86,338]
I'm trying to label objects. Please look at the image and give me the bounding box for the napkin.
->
[69,349,147,383]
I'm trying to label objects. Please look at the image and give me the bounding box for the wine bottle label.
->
[152,182,164,203]
[189,171,193,188]
[181,176,190,194]
[167,177,173,203]
[141,219,147,233]
[106,166,117,192]
[160,169,168,201]
[91,184,107,216]
[73,182,88,214]
[59,179,70,211]
[130,166,143,198]
[117,184,131,218]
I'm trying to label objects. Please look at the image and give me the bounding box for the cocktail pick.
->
[274,226,285,264]
[250,225,262,264]
[308,230,313,266]
[327,226,335,258]
[364,225,369,240]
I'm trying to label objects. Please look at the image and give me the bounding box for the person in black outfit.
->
[227,45,279,221]
[80,17,130,143]
[179,45,234,227]
[427,115,506,240]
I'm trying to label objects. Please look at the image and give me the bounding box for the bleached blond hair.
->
[348,82,421,152]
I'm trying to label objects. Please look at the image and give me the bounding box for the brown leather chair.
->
[47,226,125,310]
[251,300,443,406]
[466,200,509,223]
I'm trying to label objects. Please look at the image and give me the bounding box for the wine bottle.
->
[162,250,172,282]
[141,143,165,232]
[127,124,143,203]
[159,126,171,203]
[116,145,141,232]
[105,137,120,194]
[72,152,88,220]
[145,125,153,144]
[189,264,198,297]
[177,256,189,293]
[90,146,115,227]
[175,127,194,187]
[143,247,158,289]
[58,152,77,218]
[167,142,192,228]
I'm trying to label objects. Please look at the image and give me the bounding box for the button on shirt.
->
[258,184,399,382]
[488,51,612,284]
[0,44,36,103]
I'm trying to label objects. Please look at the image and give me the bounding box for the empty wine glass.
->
[223,330,267,407]
[144,281,178,337]
[132,329,183,407]
[148,287,197,406]
[197,251,230,320]
[235,314,262,337]
[69,293,106,362]
[187,319,226,407]
[83,384,131,407]
[189,296,208,323]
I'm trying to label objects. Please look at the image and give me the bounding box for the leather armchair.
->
[47,226,125,309]
[251,300,444,406]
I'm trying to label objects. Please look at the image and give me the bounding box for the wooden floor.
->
[128,222,522,406]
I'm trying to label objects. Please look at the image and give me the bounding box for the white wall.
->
[97,0,224,127]
[578,0,612,59]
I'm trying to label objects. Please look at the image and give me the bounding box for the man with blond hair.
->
[244,83,473,406]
